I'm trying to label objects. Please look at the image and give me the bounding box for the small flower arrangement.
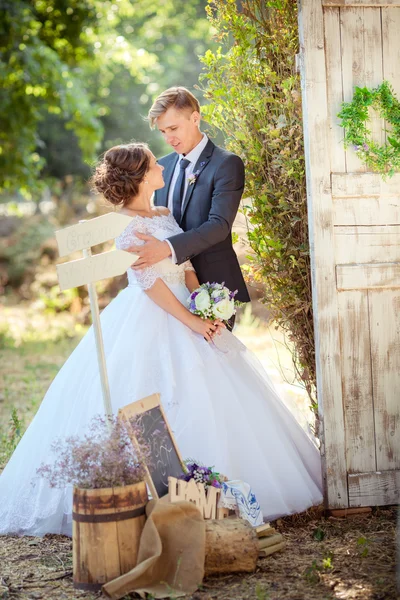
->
[187,282,239,322]
[187,170,200,185]
[180,460,227,489]
[36,415,152,489]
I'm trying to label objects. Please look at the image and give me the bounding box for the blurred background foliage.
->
[0,0,218,316]
[0,0,215,195]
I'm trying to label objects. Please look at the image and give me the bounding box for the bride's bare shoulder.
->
[119,209,142,218]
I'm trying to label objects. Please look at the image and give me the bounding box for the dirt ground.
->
[0,507,398,600]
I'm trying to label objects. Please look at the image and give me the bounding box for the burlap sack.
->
[102,499,205,599]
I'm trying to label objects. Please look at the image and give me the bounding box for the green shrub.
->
[0,408,24,470]
[0,216,56,287]
[201,0,316,401]
[0,323,14,350]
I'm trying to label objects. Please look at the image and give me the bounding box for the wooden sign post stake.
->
[55,213,137,419]
[82,244,112,417]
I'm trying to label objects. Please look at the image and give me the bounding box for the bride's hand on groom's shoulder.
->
[127,232,171,268]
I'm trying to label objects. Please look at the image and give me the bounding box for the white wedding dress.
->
[0,213,323,536]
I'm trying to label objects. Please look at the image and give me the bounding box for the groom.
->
[129,86,250,311]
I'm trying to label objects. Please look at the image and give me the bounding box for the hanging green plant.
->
[337,80,400,178]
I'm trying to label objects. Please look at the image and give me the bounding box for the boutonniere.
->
[188,170,200,185]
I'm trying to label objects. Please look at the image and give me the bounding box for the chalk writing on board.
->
[136,406,183,497]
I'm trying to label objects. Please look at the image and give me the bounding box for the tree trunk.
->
[204,518,259,575]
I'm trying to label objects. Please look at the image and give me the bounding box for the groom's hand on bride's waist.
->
[127,233,172,269]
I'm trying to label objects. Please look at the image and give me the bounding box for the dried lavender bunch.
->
[36,415,152,489]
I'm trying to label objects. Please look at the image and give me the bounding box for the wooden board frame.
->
[119,393,185,500]
[348,470,400,506]
[323,1,400,6]
[298,0,348,507]
[300,0,400,509]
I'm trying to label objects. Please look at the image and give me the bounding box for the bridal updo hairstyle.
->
[91,142,150,207]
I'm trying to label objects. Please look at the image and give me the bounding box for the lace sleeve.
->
[115,220,160,291]
[132,264,160,291]
[183,260,196,272]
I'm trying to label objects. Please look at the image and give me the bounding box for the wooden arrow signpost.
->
[55,213,138,418]
[57,249,135,291]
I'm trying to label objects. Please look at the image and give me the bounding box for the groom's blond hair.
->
[148,87,200,128]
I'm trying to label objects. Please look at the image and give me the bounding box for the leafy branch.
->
[200,0,317,406]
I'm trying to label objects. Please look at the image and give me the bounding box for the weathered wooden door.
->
[299,0,400,508]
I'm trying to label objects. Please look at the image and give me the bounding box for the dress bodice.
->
[115,212,193,289]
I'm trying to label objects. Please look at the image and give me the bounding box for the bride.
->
[0,143,323,536]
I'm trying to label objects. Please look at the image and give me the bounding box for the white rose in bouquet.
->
[212,297,235,321]
[195,289,211,312]
[188,282,239,324]
[211,286,224,299]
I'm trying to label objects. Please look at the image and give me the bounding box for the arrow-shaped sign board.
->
[55,212,134,257]
[57,249,138,291]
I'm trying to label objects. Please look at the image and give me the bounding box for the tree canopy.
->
[0,0,214,194]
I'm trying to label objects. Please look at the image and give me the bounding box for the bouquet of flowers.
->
[187,282,239,322]
[180,459,227,489]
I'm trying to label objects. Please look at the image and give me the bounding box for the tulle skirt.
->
[0,282,323,536]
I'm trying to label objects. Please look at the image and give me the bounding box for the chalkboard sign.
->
[119,393,184,499]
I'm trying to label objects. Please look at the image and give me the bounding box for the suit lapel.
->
[181,139,215,219]
[155,154,179,207]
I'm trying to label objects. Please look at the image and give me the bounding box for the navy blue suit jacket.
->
[154,138,250,303]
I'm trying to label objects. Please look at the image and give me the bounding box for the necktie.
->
[172,158,190,224]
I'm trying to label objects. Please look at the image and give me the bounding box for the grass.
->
[0,310,86,469]
[0,336,80,421]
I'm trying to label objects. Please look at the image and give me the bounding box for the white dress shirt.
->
[167,133,209,212]
[165,133,209,263]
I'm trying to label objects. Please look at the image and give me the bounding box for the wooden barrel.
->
[73,481,148,591]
